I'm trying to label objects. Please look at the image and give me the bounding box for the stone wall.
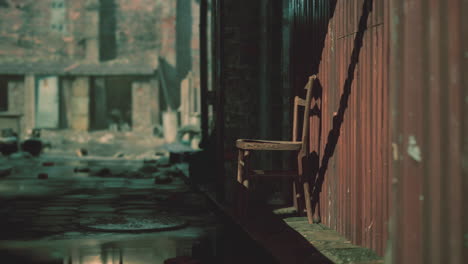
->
[132,80,154,134]
[70,77,90,131]
[0,0,175,64]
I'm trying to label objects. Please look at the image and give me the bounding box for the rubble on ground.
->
[113,151,125,158]
[94,168,112,177]
[76,148,88,157]
[22,138,43,156]
[153,172,173,184]
[0,129,19,155]
[0,166,12,178]
[9,151,33,159]
[138,164,159,174]
[39,130,165,157]
[38,173,48,179]
[74,167,91,173]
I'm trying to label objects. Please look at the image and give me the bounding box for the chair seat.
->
[236,139,302,151]
[249,170,298,177]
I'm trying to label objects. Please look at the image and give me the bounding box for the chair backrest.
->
[292,75,317,156]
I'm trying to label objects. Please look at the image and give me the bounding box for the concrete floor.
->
[0,155,223,264]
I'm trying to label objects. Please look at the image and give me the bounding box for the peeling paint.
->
[407,135,422,162]
[392,143,399,161]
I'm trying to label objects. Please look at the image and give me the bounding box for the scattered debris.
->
[9,152,33,159]
[0,166,12,178]
[153,124,164,137]
[139,164,159,174]
[155,151,166,156]
[136,151,160,160]
[153,172,172,184]
[74,167,91,173]
[98,133,115,144]
[42,162,55,167]
[21,128,43,156]
[176,125,201,148]
[143,159,158,164]
[76,148,88,157]
[38,173,48,179]
[157,156,171,167]
[126,171,145,178]
[113,151,125,158]
[94,168,112,177]
[123,154,136,159]
[0,129,19,155]
[159,166,183,178]
[21,138,43,156]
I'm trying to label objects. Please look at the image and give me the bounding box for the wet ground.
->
[0,155,277,264]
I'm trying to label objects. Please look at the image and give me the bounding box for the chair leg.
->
[303,180,314,224]
[242,151,251,217]
[237,150,251,218]
[236,150,245,216]
[237,150,245,184]
[312,200,321,224]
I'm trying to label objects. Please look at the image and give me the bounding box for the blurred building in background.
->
[0,0,203,140]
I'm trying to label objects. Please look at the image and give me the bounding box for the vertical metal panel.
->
[290,0,390,256]
[390,0,468,263]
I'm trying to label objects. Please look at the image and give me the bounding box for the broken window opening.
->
[0,78,8,111]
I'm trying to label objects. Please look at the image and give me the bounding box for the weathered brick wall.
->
[115,0,160,58]
[0,0,175,64]
[0,0,75,59]
[70,77,90,131]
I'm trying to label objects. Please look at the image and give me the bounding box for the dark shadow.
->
[288,0,336,211]
[100,0,117,61]
[310,0,374,213]
[301,78,323,213]
[290,0,338,96]
[158,57,179,110]
[218,179,333,263]
[176,0,193,82]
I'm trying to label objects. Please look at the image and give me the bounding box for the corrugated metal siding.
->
[290,0,390,255]
[389,0,468,263]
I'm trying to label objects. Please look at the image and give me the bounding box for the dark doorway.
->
[0,77,8,111]
[90,76,133,130]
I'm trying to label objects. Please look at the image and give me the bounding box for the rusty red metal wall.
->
[290,0,391,256]
[389,0,468,263]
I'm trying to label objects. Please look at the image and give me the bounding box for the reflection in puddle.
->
[0,223,278,264]
[1,230,211,264]
[0,158,278,264]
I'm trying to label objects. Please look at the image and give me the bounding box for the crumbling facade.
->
[0,0,202,140]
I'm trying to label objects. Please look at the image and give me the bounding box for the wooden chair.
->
[236,75,319,224]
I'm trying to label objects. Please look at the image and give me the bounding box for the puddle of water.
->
[0,222,279,264]
[0,159,278,264]
[0,231,204,264]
